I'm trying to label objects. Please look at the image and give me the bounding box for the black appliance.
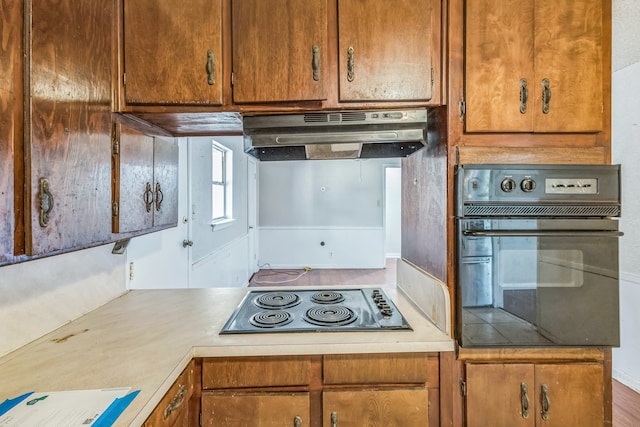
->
[456,164,622,347]
[220,288,412,334]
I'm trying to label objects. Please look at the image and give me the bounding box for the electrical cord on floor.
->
[251,265,313,284]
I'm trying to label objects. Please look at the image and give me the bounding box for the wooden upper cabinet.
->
[337,0,434,102]
[113,125,178,234]
[123,0,223,106]
[0,0,22,264]
[465,0,603,133]
[26,0,114,255]
[231,0,328,103]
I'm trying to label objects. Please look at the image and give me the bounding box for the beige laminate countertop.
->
[0,286,454,426]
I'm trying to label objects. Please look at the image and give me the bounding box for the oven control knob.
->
[520,178,537,192]
[500,178,517,192]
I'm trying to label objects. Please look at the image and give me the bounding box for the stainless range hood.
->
[243,109,428,161]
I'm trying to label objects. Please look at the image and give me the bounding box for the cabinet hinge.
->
[460,379,467,396]
[112,201,119,218]
[459,97,466,120]
[112,139,119,155]
[122,73,126,86]
[231,72,234,87]
[199,412,202,426]
[430,67,434,89]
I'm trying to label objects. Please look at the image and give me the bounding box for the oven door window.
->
[459,220,620,347]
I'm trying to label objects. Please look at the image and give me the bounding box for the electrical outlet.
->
[129,262,134,281]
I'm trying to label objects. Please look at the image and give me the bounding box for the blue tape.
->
[92,390,140,427]
[0,392,34,416]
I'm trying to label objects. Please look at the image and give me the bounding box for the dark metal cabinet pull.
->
[346,47,354,82]
[155,182,163,211]
[163,384,186,420]
[542,78,551,114]
[207,50,215,85]
[293,415,302,427]
[331,411,338,427]
[144,182,154,213]
[519,78,528,114]
[540,383,550,420]
[312,45,320,81]
[38,178,54,228]
[520,383,529,418]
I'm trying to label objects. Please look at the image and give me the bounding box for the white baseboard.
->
[613,368,640,394]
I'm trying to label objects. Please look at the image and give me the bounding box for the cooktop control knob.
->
[500,177,516,192]
[521,178,537,192]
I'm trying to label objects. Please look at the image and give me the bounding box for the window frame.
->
[211,140,233,225]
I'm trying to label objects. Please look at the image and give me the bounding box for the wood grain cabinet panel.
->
[144,361,196,427]
[466,362,604,427]
[25,0,114,255]
[202,356,311,389]
[323,353,433,385]
[123,0,224,106]
[337,0,435,102]
[112,125,178,234]
[231,0,328,104]
[322,388,429,426]
[201,393,310,427]
[465,0,603,133]
[0,0,22,264]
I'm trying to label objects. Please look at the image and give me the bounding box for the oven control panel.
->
[456,164,621,217]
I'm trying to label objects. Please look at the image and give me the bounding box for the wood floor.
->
[613,380,640,427]
[248,258,397,287]
[249,260,640,426]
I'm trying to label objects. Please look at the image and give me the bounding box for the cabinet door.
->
[466,364,534,427]
[231,0,328,103]
[465,0,534,132]
[152,137,179,229]
[322,389,429,426]
[201,393,310,426]
[337,0,434,102]
[26,0,113,255]
[123,0,223,106]
[534,364,603,427]
[0,0,22,263]
[533,0,603,132]
[113,125,154,234]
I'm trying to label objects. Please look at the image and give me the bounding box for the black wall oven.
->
[456,164,622,347]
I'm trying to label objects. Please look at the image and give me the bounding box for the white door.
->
[126,138,191,289]
[247,157,259,274]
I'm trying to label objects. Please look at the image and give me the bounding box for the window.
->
[211,140,233,223]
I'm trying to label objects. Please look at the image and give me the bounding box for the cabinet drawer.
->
[201,392,310,426]
[202,356,311,389]
[323,388,429,425]
[323,353,435,385]
[144,361,195,427]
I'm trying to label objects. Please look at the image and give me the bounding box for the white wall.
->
[385,166,402,258]
[0,245,126,357]
[258,158,399,268]
[612,0,640,393]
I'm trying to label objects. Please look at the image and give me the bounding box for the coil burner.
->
[249,310,294,328]
[310,291,345,304]
[304,305,357,326]
[219,288,412,334]
[254,291,301,309]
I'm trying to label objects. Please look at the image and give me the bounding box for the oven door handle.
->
[462,230,624,237]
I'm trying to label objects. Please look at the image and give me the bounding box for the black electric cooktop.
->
[219,288,412,334]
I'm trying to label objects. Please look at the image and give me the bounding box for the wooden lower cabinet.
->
[465,362,604,427]
[199,353,437,426]
[323,388,429,426]
[144,361,196,427]
[201,393,310,426]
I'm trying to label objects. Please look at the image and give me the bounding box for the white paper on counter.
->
[0,388,131,426]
